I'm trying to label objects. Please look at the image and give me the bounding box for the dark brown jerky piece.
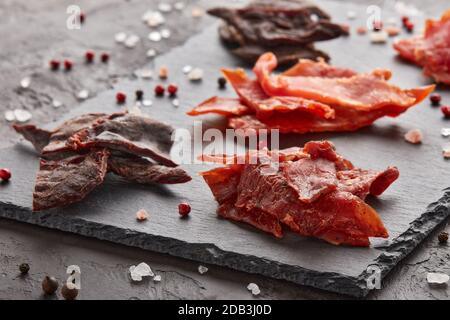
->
[108,154,191,184]
[42,112,125,157]
[12,124,51,153]
[208,0,347,47]
[33,149,109,211]
[67,114,177,167]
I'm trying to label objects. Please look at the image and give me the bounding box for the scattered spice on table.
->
[441,105,450,117]
[19,263,30,275]
[135,90,144,101]
[101,53,110,63]
[154,84,165,96]
[430,93,441,106]
[438,231,448,244]
[42,276,59,295]
[85,50,95,63]
[49,59,60,71]
[64,60,73,71]
[116,92,126,104]
[247,283,260,296]
[167,83,178,96]
[198,265,208,275]
[178,202,191,217]
[0,168,11,181]
[136,209,149,221]
[404,129,423,144]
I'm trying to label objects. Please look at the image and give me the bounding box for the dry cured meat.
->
[208,0,347,65]
[189,52,435,134]
[14,111,191,211]
[394,10,450,85]
[33,149,109,211]
[201,141,398,246]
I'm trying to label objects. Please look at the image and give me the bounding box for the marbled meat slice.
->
[254,52,435,111]
[201,141,397,246]
[221,68,335,119]
[33,149,109,211]
[393,10,450,84]
[282,58,357,78]
[67,114,177,167]
[108,154,191,184]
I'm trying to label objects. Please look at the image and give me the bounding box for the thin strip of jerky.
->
[33,148,109,211]
[108,154,191,184]
[67,114,177,167]
[12,124,51,153]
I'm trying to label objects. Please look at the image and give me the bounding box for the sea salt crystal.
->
[347,10,357,20]
[158,3,172,13]
[52,99,63,108]
[443,145,450,158]
[115,32,127,43]
[148,31,162,42]
[172,99,180,107]
[142,99,153,107]
[160,28,171,39]
[136,69,153,79]
[174,2,185,10]
[136,209,149,221]
[77,89,89,100]
[191,7,204,18]
[427,272,449,285]
[370,31,388,43]
[4,110,15,122]
[441,128,450,137]
[125,34,140,48]
[143,11,165,27]
[188,68,203,81]
[182,65,192,74]
[129,262,154,281]
[385,26,400,37]
[20,77,31,89]
[146,49,157,58]
[404,129,422,144]
[357,26,367,35]
[198,265,208,274]
[14,109,32,123]
[159,66,168,79]
[247,283,260,296]
[310,14,319,23]
[153,275,162,282]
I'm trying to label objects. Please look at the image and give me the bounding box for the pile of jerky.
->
[208,0,348,66]
[14,111,191,211]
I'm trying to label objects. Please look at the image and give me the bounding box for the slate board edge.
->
[1,186,450,298]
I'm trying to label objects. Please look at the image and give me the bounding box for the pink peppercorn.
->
[154,84,165,96]
[0,168,11,181]
[430,93,441,106]
[167,84,178,96]
[64,60,73,71]
[85,51,95,63]
[178,202,191,217]
[441,105,450,117]
[116,92,126,104]
[49,60,60,71]
[100,53,109,63]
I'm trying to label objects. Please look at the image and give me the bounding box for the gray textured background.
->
[0,0,449,300]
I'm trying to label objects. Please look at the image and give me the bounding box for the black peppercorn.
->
[135,90,144,101]
[19,263,30,275]
[61,283,79,300]
[438,231,448,244]
[218,77,227,89]
[42,276,59,295]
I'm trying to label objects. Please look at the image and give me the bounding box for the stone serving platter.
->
[1,1,450,297]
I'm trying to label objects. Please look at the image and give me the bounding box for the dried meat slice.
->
[13,124,51,154]
[394,10,450,84]
[108,154,191,184]
[33,149,109,211]
[187,97,252,116]
[67,114,177,167]
[253,52,435,111]
[201,141,395,246]
[208,1,347,46]
[282,58,357,78]
[221,68,335,119]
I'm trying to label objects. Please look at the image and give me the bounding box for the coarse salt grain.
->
[142,99,153,107]
[172,99,180,107]
[347,10,357,20]
[188,68,203,81]
[158,3,172,13]
[356,26,367,35]
[136,209,149,221]
[159,66,168,79]
[160,29,171,39]
[443,145,450,158]
[148,31,162,42]
[182,65,192,74]
[143,11,165,27]
[174,2,185,10]
[198,265,208,274]
[14,109,32,123]
[146,49,157,58]
[370,31,388,43]
[115,32,127,43]
[4,110,15,122]
[191,7,204,18]
[77,89,89,100]
[441,128,450,137]
[247,283,260,296]
[129,262,154,281]
[404,129,422,144]
[385,26,400,37]
[20,77,31,89]
[427,272,449,285]
[52,99,63,108]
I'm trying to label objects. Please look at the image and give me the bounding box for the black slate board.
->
[1,1,450,297]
